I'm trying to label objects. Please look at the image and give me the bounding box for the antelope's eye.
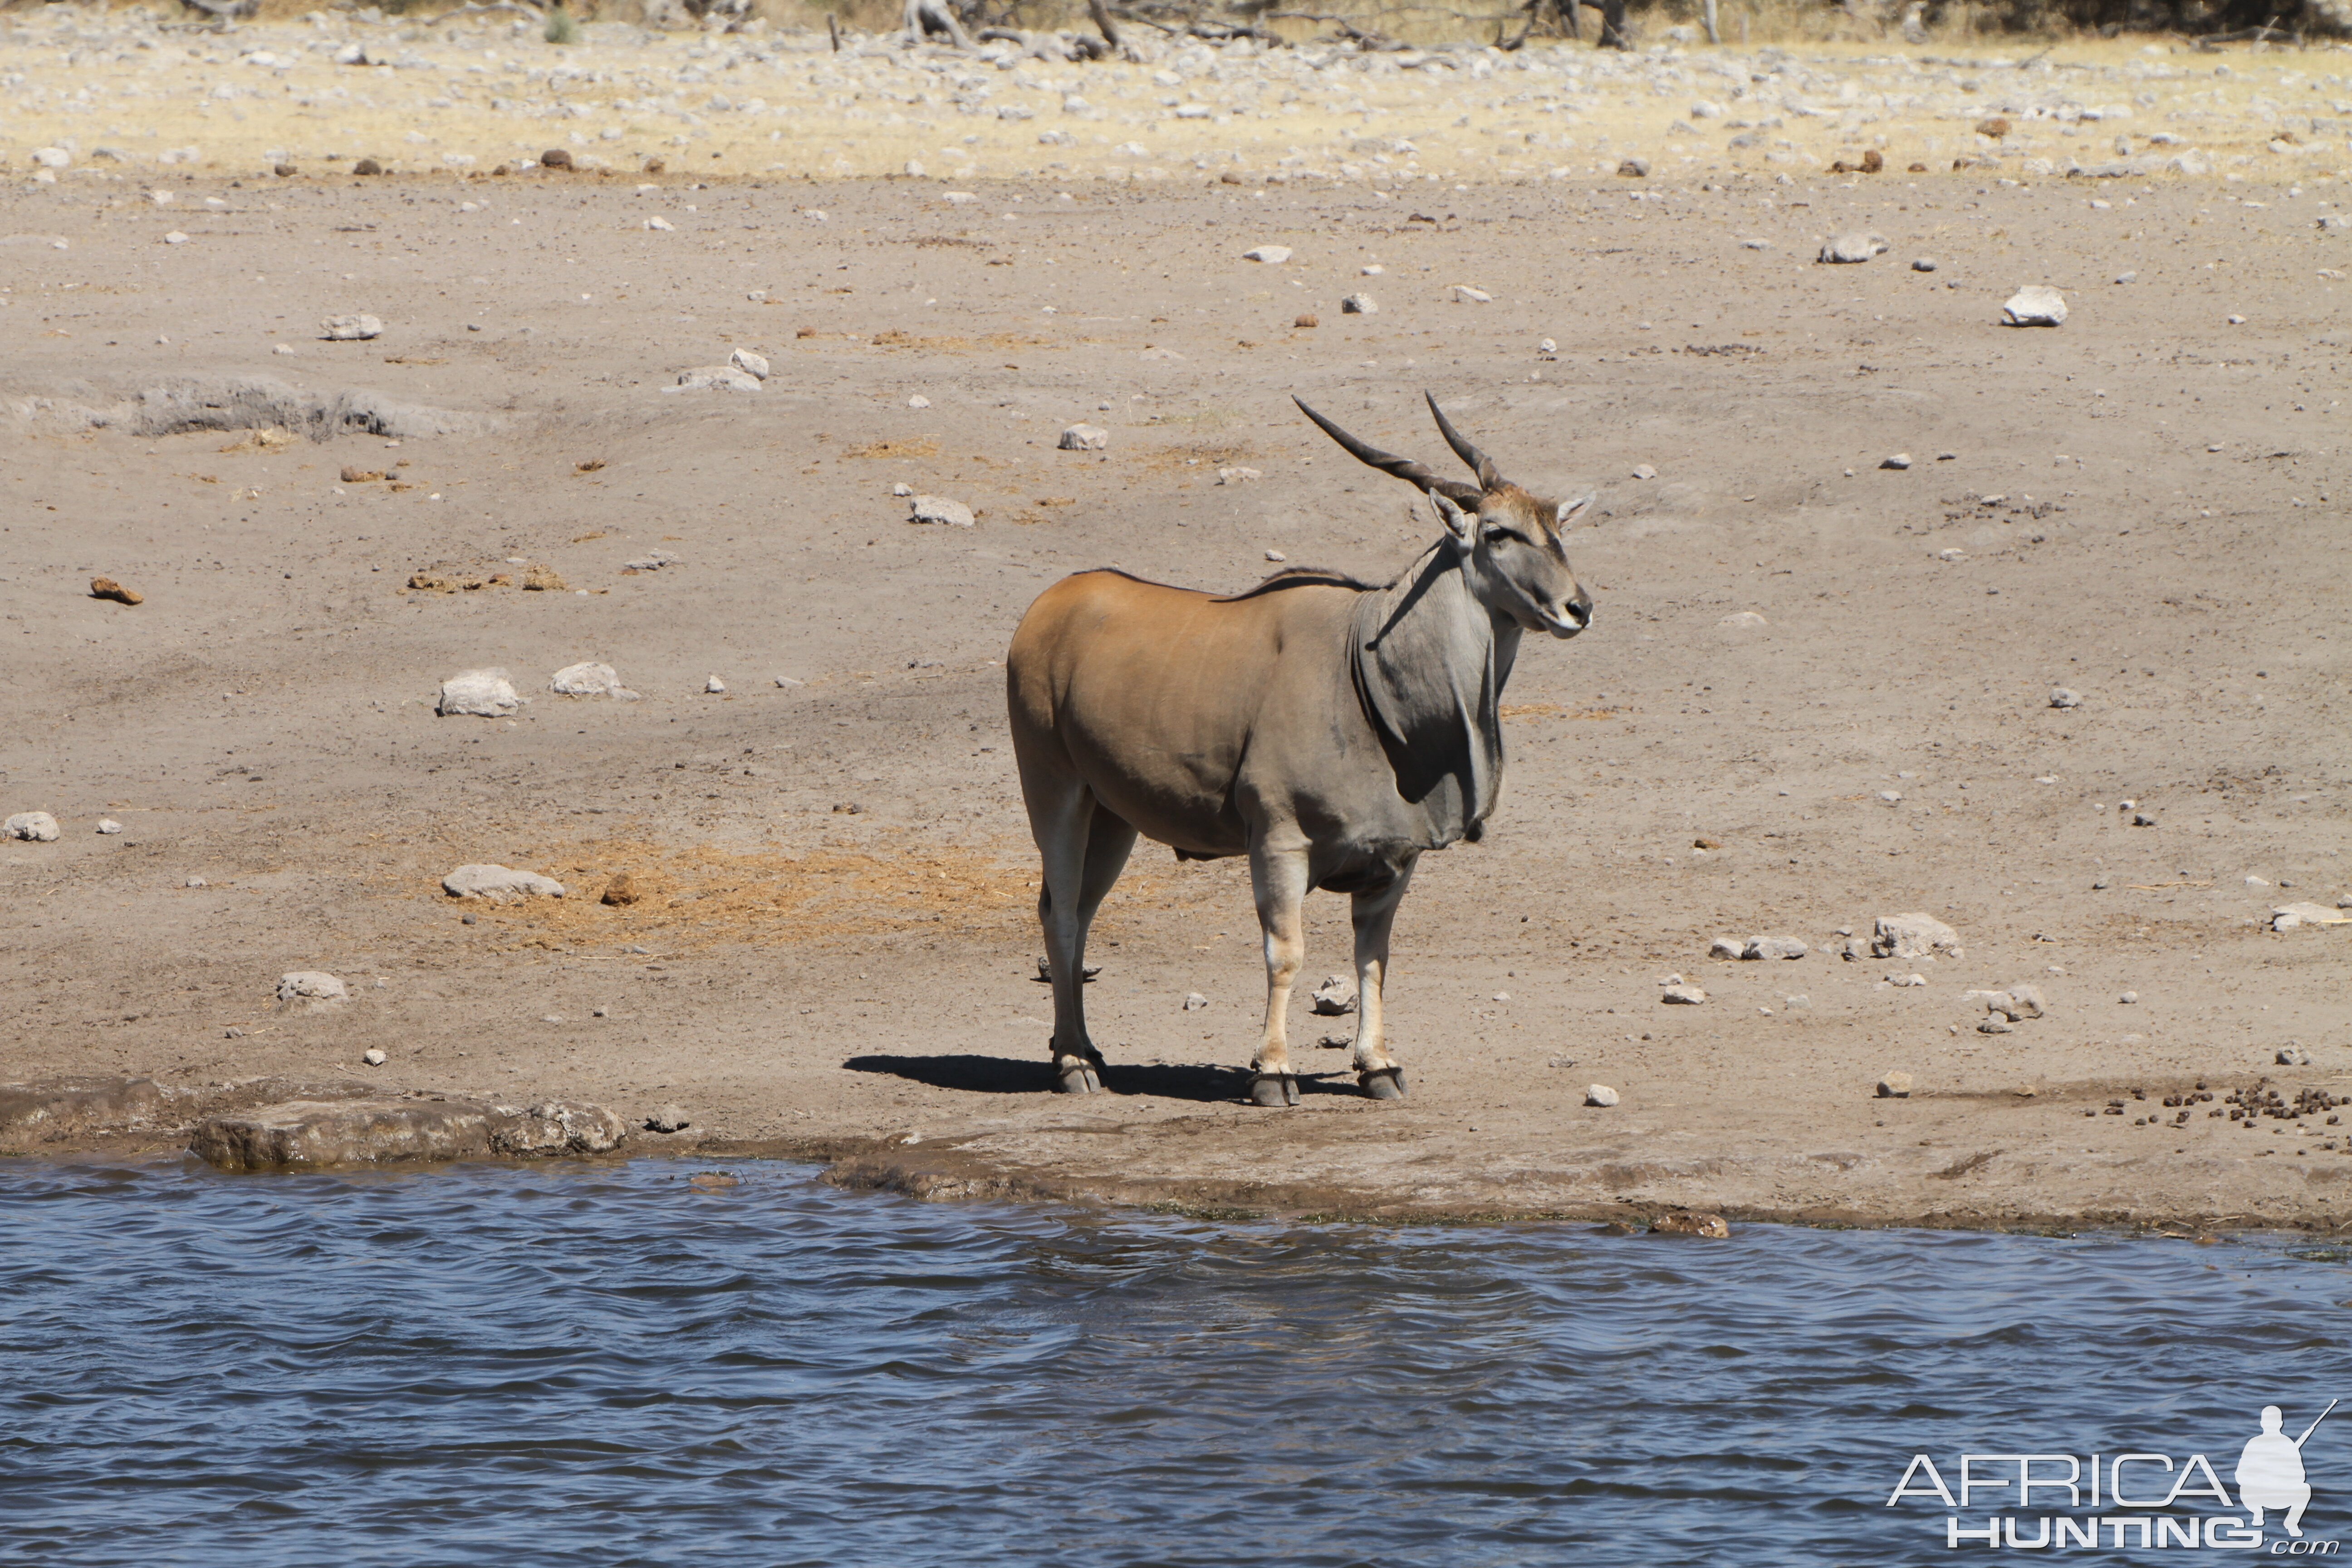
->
[1484,527,1525,546]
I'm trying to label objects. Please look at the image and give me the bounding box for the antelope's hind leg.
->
[1349,858,1417,1100]
[1033,790,1137,1094]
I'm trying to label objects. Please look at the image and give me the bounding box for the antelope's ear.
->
[1554,493,1596,530]
[1431,491,1476,550]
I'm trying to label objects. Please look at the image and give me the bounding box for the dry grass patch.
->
[843,436,940,460]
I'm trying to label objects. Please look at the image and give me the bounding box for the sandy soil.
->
[2,99,2349,1229]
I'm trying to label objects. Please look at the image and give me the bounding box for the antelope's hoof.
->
[1055,1063,1102,1095]
[1359,1066,1408,1100]
[1248,1072,1301,1108]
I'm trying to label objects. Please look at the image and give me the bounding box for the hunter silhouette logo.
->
[2241,1401,2336,1539]
[1887,1399,2341,1551]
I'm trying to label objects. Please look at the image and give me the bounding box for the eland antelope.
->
[1006,395,1592,1107]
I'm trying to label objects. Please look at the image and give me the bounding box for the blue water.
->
[5,1158,2350,1566]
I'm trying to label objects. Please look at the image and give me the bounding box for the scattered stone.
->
[727,348,770,381]
[673,365,762,392]
[1977,1017,2014,1034]
[362,1048,388,1067]
[1976,117,2012,139]
[2274,902,2352,930]
[186,877,209,888]
[437,669,524,717]
[163,231,189,245]
[341,466,385,484]
[1743,936,1808,961]
[1887,973,1928,988]
[95,818,122,835]
[1651,1211,1730,1237]
[190,1095,625,1171]
[1709,936,1745,960]
[1784,995,1809,1009]
[1216,467,1262,485]
[910,495,975,527]
[1183,991,1209,1010]
[540,147,574,170]
[1341,293,1377,315]
[647,1102,691,1133]
[1310,975,1358,1015]
[5,811,60,843]
[705,675,727,694]
[1616,157,1650,177]
[2002,286,2068,327]
[320,313,384,341]
[907,395,931,409]
[1718,611,1769,628]
[442,864,567,902]
[1631,463,1658,480]
[1911,257,1938,273]
[1294,314,1318,329]
[89,577,144,606]
[1058,424,1109,451]
[1585,1084,1621,1107]
[2049,687,2082,709]
[601,872,639,906]
[521,564,568,592]
[644,216,676,231]
[1992,985,2045,1021]
[549,662,639,700]
[1880,453,1912,470]
[2119,990,2138,1004]
[275,971,348,1009]
[2132,812,2158,828]
[31,147,72,169]
[621,551,679,573]
[1818,231,1890,264]
[1242,245,1292,264]
[774,675,805,688]
[1265,549,1287,563]
[1661,984,1706,1005]
[1871,912,1962,961]
[1452,284,1494,304]
[2279,1046,2314,1067]
[1323,1034,1353,1050]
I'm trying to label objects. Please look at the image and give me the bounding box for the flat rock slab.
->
[0,1075,164,1135]
[189,1096,628,1171]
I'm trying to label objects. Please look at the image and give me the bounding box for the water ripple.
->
[2,1158,2347,1566]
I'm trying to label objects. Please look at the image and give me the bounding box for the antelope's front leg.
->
[1246,843,1311,1108]
[1349,858,1417,1100]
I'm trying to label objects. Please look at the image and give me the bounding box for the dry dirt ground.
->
[2,151,2348,1231]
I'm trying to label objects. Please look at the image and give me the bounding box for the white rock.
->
[1631,463,1658,481]
[1661,984,1706,1005]
[1718,611,1769,628]
[705,675,727,693]
[644,216,676,231]
[892,483,914,497]
[1876,1072,1913,1098]
[320,313,383,341]
[1886,972,1928,988]
[727,348,769,380]
[2049,687,2082,708]
[276,970,348,1005]
[1871,912,1962,960]
[442,863,568,901]
[2002,285,2068,327]
[1911,257,1937,272]
[2119,990,2138,1004]
[1709,936,1745,960]
[1341,293,1377,314]
[774,675,805,688]
[1265,549,1287,562]
[1310,974,1358,1015]
[96,818,123,834]
[1585,1084,1621,1107]
[1216,467,1262,485]
[1452,284,1494,304]
[1183,991,1209,1010]
[1881,453,1912,470]
[2274,902,2352,930]
[362,1048,388,1067]
[163,232,190,245]
[1242,245,1292,264]
[674,366,762,392]
[943,191,978,205]
[548,662,639,700]
[1058,424,1108,451]
[908,395,931,409]
[186,877,209,888]
[1992,984,2046,1021]
[436,670,523,717]
[149,189,176,206]
[1818,231,1890,263]
[911,495,975,527]
[4,811,60,843]
[1743,936,1808,961]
